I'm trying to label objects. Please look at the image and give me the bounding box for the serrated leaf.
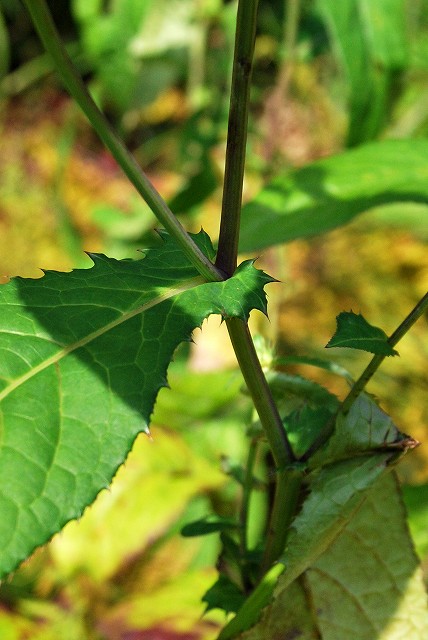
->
[326,311,398,355]
[0,230,274,579]
[238,139,428,252]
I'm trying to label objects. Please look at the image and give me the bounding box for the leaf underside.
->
[219,394,426,639]
[239,473,428,640]
[0,230,273,579]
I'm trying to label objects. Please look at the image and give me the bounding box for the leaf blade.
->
[239,139,428,252]
[0,231,273,578]
[325,311,398,356]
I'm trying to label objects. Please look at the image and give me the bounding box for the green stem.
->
[216,0,259,276]
[261,466,303,575]
[239,436,258,589]
[340,291,428,416]
[217,0,297,571]
[278,0,302,92]
[226,319,294,468]
[23,0,222,284]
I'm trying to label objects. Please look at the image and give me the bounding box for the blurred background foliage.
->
[0,0,427,638]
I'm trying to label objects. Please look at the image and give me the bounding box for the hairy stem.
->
[23,0,222,283]
[216,0,259,276]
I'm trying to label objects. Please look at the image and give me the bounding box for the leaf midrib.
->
[0,276,203,402]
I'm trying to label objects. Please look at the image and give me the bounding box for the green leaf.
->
[237,473,428,639]
[49,428,225,582]
[283,405,335,460]
[0,230,273,579]
[325,311,398,355]
[238,139,428,252]
[310,392,413,469]
[203,575,246,615]
[219,394,420,638]
[181,516,238,537]
[316,0,408,145]
[273,355,354,382]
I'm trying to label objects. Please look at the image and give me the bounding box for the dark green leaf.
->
[202,575,246,614]
[239,139,428,252]
[284,405,335,460]
[0,230,273,578]
[326,311,398,355]
[181,516,238,538]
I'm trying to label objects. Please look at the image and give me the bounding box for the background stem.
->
[23,0,222,283]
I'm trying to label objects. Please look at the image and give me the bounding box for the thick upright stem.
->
[23,0,222,283]
[216,0,259,276]
[226,319,294,469]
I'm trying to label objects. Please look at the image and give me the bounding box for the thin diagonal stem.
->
[216,0,259,276]
[304,291,428,460]
[23,0,223,283]
[340,291,428,416]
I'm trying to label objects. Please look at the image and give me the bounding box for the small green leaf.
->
[326,311,398,355]
[181,516,238,538]
[202,575,246,614]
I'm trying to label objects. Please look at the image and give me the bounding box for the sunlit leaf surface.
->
[239,139,428,251]
[0,230,273,578]
[326,311,398,356]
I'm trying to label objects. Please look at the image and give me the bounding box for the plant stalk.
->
[217,0,297,570]
[216,0,259,276]
[226,319,294,468]
[261,466,303,575]
[23,0,222,284]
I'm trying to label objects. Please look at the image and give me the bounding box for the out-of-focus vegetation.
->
[0,0,427,638]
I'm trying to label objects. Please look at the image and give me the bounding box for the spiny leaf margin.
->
[0,230,274,579]
[326,311,398,356]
